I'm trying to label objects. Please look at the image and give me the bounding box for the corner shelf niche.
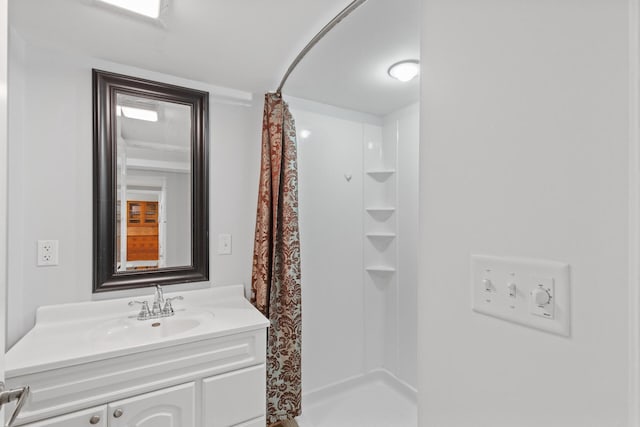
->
[366,208,395,222]
[365,266,396,273]
[363,125,397,289]
[366,233,396,239]
[366,169,395,176]
[365,207,395,213]
[366,170,395,182]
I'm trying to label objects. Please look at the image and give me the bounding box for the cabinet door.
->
[127,201,142,225]
[108,382,195,427]
[143,202,158,224]
[202,364,266,427]
[22,406,107,427]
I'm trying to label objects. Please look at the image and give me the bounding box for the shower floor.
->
[296,371,417,427]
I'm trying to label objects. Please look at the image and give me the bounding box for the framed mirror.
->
[93,69,209,292]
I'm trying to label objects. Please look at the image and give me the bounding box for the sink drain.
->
[152,322,161,327]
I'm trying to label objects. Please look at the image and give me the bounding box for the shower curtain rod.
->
[275,0,369,95]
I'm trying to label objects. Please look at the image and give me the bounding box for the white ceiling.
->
[286,0,420,115]
[9,0,419,116]
[119,97,191,166]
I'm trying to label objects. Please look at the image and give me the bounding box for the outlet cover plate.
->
[37,240,59,266]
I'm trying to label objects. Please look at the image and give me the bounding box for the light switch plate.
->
[471,255,571,336]
[217,234,232,255]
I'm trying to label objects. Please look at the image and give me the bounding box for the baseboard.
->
[369,368,418,403]
[301,368,417,409]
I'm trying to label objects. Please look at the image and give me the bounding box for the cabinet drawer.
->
[22,406,107,427]
[127,236,158,261]
[203,364,265,427]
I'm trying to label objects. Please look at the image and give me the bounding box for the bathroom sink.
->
[5,285,270,377]
[88,310,214,348]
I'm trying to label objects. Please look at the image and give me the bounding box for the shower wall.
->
[293,99,418,395]
[386,104,419,389]
[296,106,366,393]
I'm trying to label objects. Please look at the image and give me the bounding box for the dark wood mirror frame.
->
[93,69,209,293]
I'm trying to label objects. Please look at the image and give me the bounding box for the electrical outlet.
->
[37,240,59,266]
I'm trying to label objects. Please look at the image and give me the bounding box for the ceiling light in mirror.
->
[96,0,163,19]
[119,106,159,122]
[388,60,420,82]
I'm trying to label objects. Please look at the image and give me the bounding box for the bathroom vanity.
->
[4,285,269,427]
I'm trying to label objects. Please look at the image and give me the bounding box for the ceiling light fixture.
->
[299,129,312,139]
[119,106,159,122]
[96,0,163,19]
[388,60,420,82]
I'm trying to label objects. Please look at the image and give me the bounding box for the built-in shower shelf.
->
[365,207,396,213]
[365,266,396,273]
[365,170,395,180]
[366,232,396,239]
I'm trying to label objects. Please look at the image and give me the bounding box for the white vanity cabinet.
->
[19,406,108,426]
[5,286,270,427]
[9,330,267,427]
[21,383,195,427]
[20,371,267,427]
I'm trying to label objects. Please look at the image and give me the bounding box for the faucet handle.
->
[163,296,184,316]
[128,300,151,320]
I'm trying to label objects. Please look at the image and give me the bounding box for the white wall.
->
[163,171,191,267]
[419,1,628,426]
[1,0,9,367]
[294,107,367,393]
[7,39,262,347]
[387,104,418,389]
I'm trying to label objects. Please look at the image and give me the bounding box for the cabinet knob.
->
[113,408,124,418]
[89,415,101,424]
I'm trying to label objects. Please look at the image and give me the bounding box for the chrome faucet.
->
[151,285,164,316]
[128,300,151,320]
[163,296,184,316]
[129,285,183,321]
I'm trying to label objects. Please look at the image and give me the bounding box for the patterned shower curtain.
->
[251,93,302,425]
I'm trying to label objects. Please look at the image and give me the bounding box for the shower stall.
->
[292,99,418,427]
[270,0,420,423]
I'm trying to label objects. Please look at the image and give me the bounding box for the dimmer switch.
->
[530,278,554,319]
[471,255,570,336]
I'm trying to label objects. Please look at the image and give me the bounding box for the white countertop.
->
[6,285,270,378]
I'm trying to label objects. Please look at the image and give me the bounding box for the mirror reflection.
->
[93,69,209,292]
[115,94,192,272]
